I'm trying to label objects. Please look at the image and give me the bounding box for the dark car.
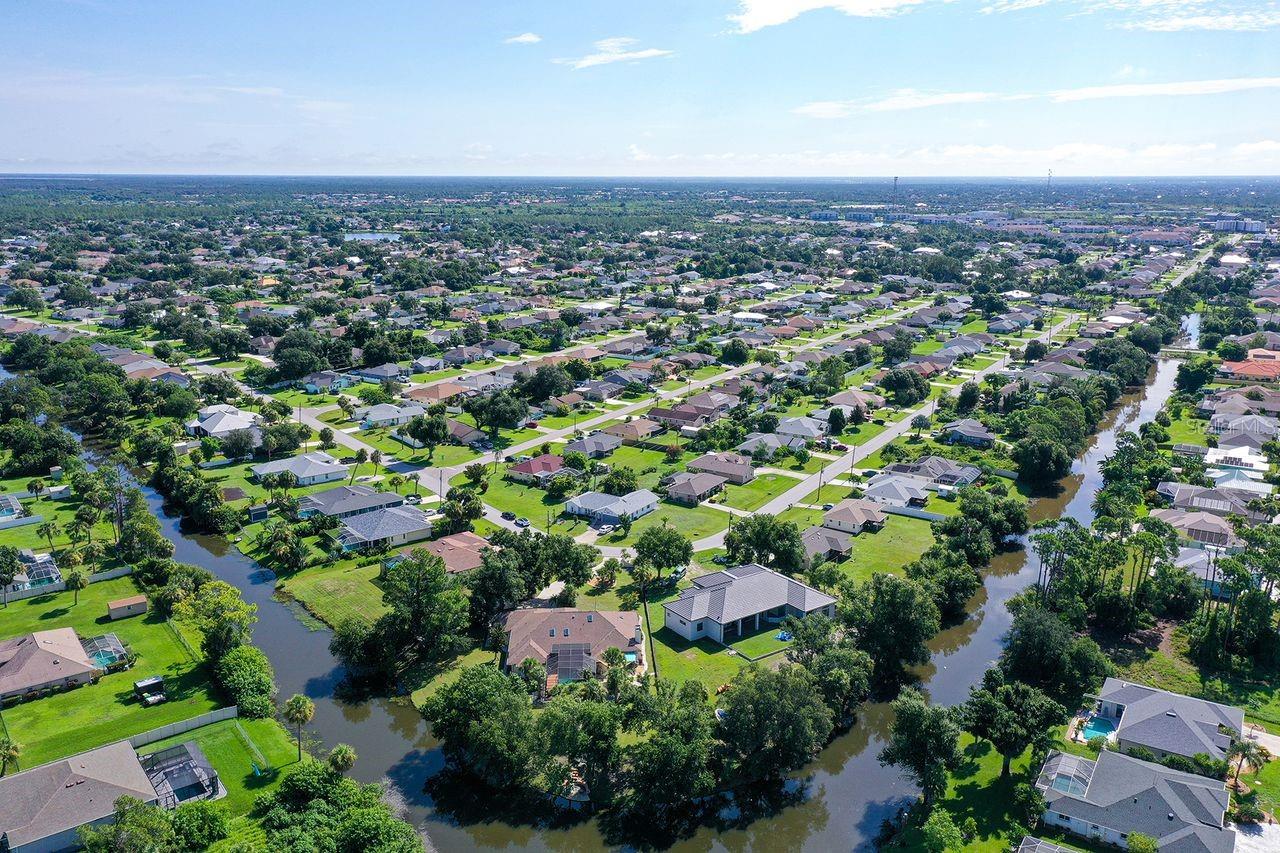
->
[501,510,517,521]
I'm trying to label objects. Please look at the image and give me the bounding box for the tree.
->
[715,665,833,783]
[79,796,176,852]
[37,521,58,553]
[350,447,368,483]
[0,546,17,607]
[282,694,315,762]
[633,521,692,580]
[175,579,257,662]
[539,696,621,803]
[911,413,931,436]
[1001,607,1111,702]
[419,664,543,789]
[622,680,716,816]
[369,449,383,477]
[381,550,469,662]
[170,800,229,849]
[957,381,980,412]
[919,807,965,852]
[1126,834,1159,853]
[1023,339,1048,362]
[464,462,488,486]
[878,688,962,811]
[328,743,358,774]
[842,573,940,685]
[65,569,88,605]
[318,426,335,449]
[1228,737,1266,785]
[828,407,847,435]
[0,736,19,776]
[720,338,750,365]
[466,391,529,446]
[1176,356,1217,393]
[963,669,1066,777]
[601,465,638,496]
[220,427,256,460]
[724,513,806,574]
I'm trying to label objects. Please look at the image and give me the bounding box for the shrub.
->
[215,644,277,718]
[171,801,229,848]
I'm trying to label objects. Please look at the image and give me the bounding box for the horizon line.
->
[2,171,1280,182]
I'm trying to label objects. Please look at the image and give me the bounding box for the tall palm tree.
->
[65,570,88,605]
[36,522,58,553]
[0,737,19,776]
[370,450,383,477]
[407,473,420,496]
[282,694,315,762]
[327,744,357,774]
[1229,736,1267,786]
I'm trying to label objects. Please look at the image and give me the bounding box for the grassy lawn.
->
[726,623,791,660]
[844,420,889,447]
[143,717,299,817]
[597,504,730,547]
[649,626,746,691]
[0,577,222,769]
[835,516,935,582]
[1165,409,1208,447]
[777,505,826,529]
[267,388,338,408]
[451,472,565,529]
[412,367,466,383]
[351,427,483,466]
[276,561,388,629]
[407,647,497,706]
[537,405,605,430]
[719,473,799,512]
[0,492,118,556]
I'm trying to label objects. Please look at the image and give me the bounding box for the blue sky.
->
[4,0,1279,175]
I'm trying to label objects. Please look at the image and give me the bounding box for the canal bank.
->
[109,358,1180,851]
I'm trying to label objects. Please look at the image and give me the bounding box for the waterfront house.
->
[662,564,836,644]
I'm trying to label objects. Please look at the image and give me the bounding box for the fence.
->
[883,505,946,522]
[0,514,43,531]
[128,707,239,749]
[3,565,134,602]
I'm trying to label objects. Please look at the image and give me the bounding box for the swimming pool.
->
[1081,717,1116,740]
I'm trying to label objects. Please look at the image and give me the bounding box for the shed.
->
[108,594,149,621]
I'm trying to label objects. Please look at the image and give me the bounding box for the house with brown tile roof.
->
[0,628,99,701]
[500,608,644,685]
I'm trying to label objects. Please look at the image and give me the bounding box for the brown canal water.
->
[125,359,1179,851]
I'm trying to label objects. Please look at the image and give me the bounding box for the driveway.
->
[1234,820,1280,853]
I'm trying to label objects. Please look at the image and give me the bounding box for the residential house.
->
[500,608,644,687]
[579,379,627,401]
[662,564,836,644]
[686,452,756,485]
[1035,750,1233,853]
[776,416,827,443]
[563,433,623,459]
[302,370,351,394]
[1095,678,1244,762]
[0,741,160,853]
[602,418,664,444]
[297,485,405,520]
[648,406,710,433]
[507,454,574,487]
[736,432,806,460]
[185,404,260,446]
[353,363,408,383]
[357,403,426,429]
[250,451,348,487]
[1156,482,1269,524]
[941,418,996,448]
[883,456,981,491]
[863,472,930,507]
[333,505,433,552]
[0,628,99,701]
[1149,509,1243,551]
[415,531,490,574]
[564,489,659,525]
[664,472,727,506]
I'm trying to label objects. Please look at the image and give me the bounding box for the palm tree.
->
[26,479,44,500]
[370,449,383,477]
[407,473,420,496]
[350,449,368,483]
[1229,736,1267,786]
[388,474,403,495]
[36,521,58,553]
[65,570,88,605]
[327,744,357,774]
[0,737,19,776]
[282,694,315,762]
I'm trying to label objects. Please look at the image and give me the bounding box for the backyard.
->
[0,576,223,769]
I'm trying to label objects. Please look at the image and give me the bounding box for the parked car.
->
[405,494,422,504]
[831,443,848,451]
[597,524,614,534]
[515,517,531,528]
[501,510,517,520]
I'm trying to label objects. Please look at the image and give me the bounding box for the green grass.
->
[0,577,222,769]
[837,516,935,582]
[1165,409,1208,447]
[407,647,497,706]
[277,561,388,629]
[267,388,338,408]
[143,717,300,817]
[725,623,791,660]
[596,504,730,547]
[537,405,606,430]
[0,489,118,557]
[718,473,800,512]
[649,626,746,691]
[896,735,1037,852]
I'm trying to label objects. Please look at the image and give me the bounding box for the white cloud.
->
[553,37,674,70]
[729,0,929,33]
[504,32,542,44]
[1121,12,1280,31]
[1233,140,1280,156]
[797,76,1280,118]
[1051,76,1280,101]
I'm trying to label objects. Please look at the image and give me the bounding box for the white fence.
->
[128,707,239,749]
[3,565,134,602]
[0,514,43,531]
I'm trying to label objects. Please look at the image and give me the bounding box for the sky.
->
[3,0,1280,176]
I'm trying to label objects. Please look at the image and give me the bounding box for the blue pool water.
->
[1082,718,1116,740]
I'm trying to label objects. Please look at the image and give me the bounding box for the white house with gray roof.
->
[1096,678,1244,763]
[297,485,404,520]
[662,564,836,644]
[333,505,433,552]
[1036,749,1234,853]
[250,451,348,487]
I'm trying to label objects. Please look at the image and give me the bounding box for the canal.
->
[124,359,1180,851]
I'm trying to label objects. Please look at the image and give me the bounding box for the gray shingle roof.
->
[1100,678,1244,761]
[664,564,835,625]
[1037,750,1233,853]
